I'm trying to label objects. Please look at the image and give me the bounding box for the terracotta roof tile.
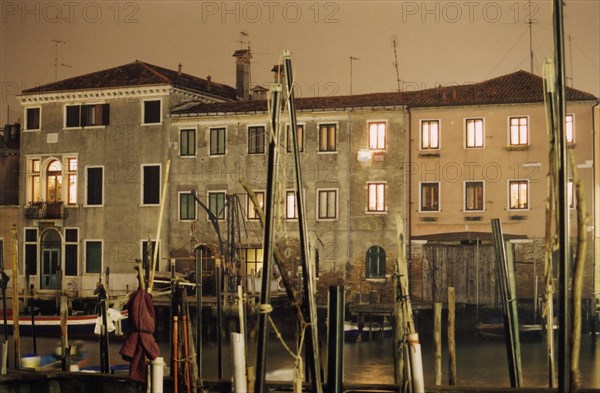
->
[171,70,597,116]
[21,60,237,100]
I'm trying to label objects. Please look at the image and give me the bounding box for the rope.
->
[258,304,273,314]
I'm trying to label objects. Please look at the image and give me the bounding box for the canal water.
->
[11,333,600,388]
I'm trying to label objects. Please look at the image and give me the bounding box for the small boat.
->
[344,320,392,341]
[1,309,128,338]
[21,341,90,371]
[475,322,544,341]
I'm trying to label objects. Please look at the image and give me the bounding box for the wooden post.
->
[60,295,69,371]
[10,225,20,369]
[448,287,456,385]
[434,302,442,386]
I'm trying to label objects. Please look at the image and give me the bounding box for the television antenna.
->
[392,36,402,92]
[349,56,359,95]
[52,39,67,81]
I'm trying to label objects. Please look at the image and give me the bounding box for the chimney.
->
[233,48,252,100]
[206,75,212,92]
[177,63,182,75]
[271,64,284,83]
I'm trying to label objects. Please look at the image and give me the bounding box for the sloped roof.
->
[21,61,237,100]
[171,70,597,116]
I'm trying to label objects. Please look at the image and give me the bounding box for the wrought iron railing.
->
[24,201,69,219]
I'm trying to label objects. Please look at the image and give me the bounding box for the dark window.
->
[180,193,196,220]
[319,124,337,151]
[25,228,37,242]
[366,246,386,278]
[143,100,161,124]
[66,104,109,128]
[65,228,78,277]
[25,244,37,275]
[421,182,440,212]
[248,126,265,154]
[142,165,160,204]
[86,167,103,205]
[209,192,226,220]
[180,129,196,156]
[286,125,304,153]
[210,128,226,155]
[85,241,102,273]
[142,240,160,271]
[26,107,40,130]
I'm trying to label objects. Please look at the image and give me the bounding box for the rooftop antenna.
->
[52,39,66,81]
[392,36,401,92]
[349,56,359,95]
[527,0,535,73]
[238,31,249,49]
[567,34,574,87]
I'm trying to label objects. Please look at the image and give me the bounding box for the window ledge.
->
[418,152,440,158]
[510,214,528,220]
[420,216,438,222]
[365,209,388,215]
[365,278,386,284]
[464,216,483,221]
[141,122,163,126]
[505,145,529,151]
[567,143,576,149]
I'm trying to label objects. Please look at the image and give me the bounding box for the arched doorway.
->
[40,229,61,289]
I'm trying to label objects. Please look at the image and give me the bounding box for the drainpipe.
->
[593,101,600,305]
[347,109,353,283]
[406,108,412,274]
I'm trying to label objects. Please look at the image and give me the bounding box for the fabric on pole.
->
[119,288,160,383]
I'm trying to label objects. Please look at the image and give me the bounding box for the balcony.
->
[25,202,69,220]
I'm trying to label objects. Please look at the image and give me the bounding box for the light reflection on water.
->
[15,334,599,388]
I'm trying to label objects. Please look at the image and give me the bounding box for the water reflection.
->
[14,334,599,388]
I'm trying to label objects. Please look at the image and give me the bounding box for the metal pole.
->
[11,225,20,369]
[254,83,282,393]
[551,0,570,390]
[195,247,203,384]
[29,285,36,355]
[215,258,223,379]
[326,286,344,393]
[284,51,324,393]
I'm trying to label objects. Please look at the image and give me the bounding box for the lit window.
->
[85,240,102,274]
[142,165,160,205]
[367,182,386,212]
[46,160,63,203]
[180,129,196,157]
[248,126,265,154]
[25,107,41,130]
[208,192,226,220]
[241,248,263,276]
[420,182,439,212]
[27,159,40,203]
[509,180,529,210]
[210,128,226,155]
[365,246,386,278]
[565,114,574,143]
[286,191,297,219]
[317,189,337,220]
[143,99,161,124]
[66,158,77,205]
[465,181,484,211]
[247,191,264,220]
[465,118,484,148]
[86,166,103,206]
[509,117,528,146]
[319,124,337,152]
[286,125,304,153]
[179,192,196,220]
[568,180,574,209]
[368,122,386,150]
[421,120,439,149]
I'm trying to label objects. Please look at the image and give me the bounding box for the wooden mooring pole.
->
[448,287,456,385]
[434,302,442,386]
[10,225,20,369]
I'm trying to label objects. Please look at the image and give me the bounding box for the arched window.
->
[365,246,386,279]
[46,160,62,202]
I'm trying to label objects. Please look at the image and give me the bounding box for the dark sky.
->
[1,0,599,125]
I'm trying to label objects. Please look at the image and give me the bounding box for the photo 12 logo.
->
[1,1,140,24]
[400,1,539,24]
[200,1,340,23]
